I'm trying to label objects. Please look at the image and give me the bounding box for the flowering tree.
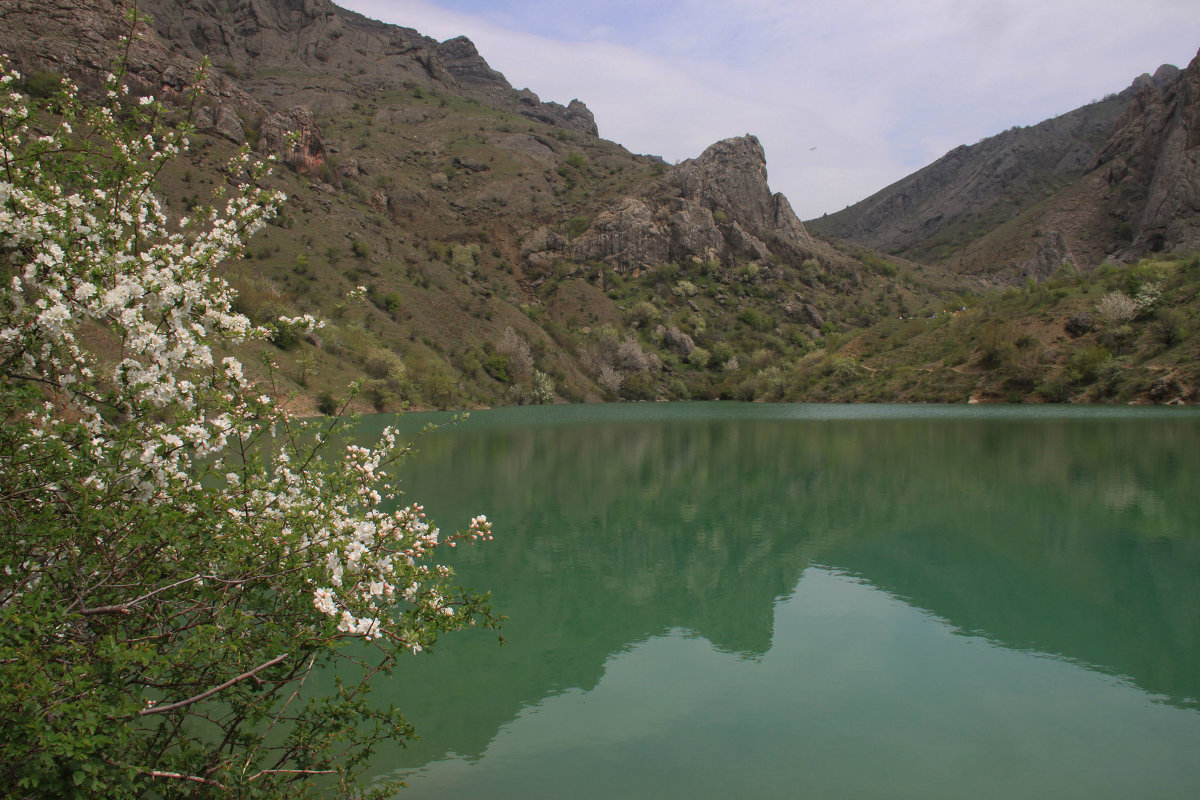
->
[0,31,493,800]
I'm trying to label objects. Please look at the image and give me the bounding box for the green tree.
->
[0,36,494,799]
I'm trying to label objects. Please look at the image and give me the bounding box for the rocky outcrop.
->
[1131,64,1182,93]
[1095,48,1200,256]
[567,135,815,274]
[259,106,325,174]
[0,0,266,120]
[1018,229,1080,281]
[513,91,599,136]
[436,35,508,90]
[194,103,246,144]
[569,198,674,272]
[561,100,598,136]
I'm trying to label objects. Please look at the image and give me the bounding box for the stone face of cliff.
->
[808,92,1133,265]
[565,135,818,274]
[1095,50,1200,256]
[948,48,1200,283]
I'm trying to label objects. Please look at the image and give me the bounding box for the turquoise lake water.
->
[348,403,1200,798]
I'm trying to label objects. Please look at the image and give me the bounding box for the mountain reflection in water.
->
[336,403,1200,797]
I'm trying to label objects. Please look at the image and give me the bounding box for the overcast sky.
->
[338,0,1198,219]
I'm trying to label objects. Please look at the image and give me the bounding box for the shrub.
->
[21,68,62,99]
[381,291,403,312]
[566,215,591,238]
[530,369,555,404]
[738,307,770,331]
[450,242,480,271]
[1068,344,1112,383]
[316,390,340,415]
[1094,291,1139,327]
[0,46,494,798]
[628,300,660,328]
[1152,308,1189,347]
[497,326,534,381]
[710,341,735,366]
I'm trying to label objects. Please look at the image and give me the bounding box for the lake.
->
[351,403,1200,798]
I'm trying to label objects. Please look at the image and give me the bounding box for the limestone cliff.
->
[564,135,819,274]
[949,48,1200,282]
[1095,52,1200,256]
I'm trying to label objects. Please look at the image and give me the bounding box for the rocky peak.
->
[510,89,599,136]
[436,36,511,91]
[666,135,812,255]
[561,134,815,274]
[669,136,772,225]
[1095,48,1200,256]
[1131,64,1183,93]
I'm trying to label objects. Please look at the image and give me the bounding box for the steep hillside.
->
[945,49,1200,284]
[808,66,1181,268]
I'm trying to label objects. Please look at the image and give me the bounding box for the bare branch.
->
[241,653,319,776]
[76,573,202,616]
[146,768,228,788]
[248,768,336,782]
[139,652,289,716]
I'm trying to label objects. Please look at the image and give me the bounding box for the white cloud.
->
[339,1,1198,218]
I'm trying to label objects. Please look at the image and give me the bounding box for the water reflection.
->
[348,404,1200,793]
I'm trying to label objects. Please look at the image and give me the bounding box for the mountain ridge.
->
[1,0,1198,407]
[810,50,1200,282]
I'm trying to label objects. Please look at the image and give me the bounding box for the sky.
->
[337,1,1199,219]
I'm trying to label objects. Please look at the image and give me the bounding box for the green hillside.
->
[1,1,1197,409]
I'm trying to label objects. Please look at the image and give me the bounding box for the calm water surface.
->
[351,403,1200,798]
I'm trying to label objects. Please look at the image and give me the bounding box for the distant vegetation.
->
[772,254,1200,404]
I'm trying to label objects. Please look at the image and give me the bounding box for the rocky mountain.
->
[0,0,597,140]
[808,61,1195,277]
[939,51,1200,285]
[526,134,851,276]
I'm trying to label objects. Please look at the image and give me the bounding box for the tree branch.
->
[77,573,202,616]
[138,652,289,716]
[248,768,336,782]
[145,768,228,788]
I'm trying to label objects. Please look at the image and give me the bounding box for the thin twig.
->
[242,652,319,776]
[144,768,227,789]
[248,768,336,782]
[138,652,289,716]
[75,573,201,615]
